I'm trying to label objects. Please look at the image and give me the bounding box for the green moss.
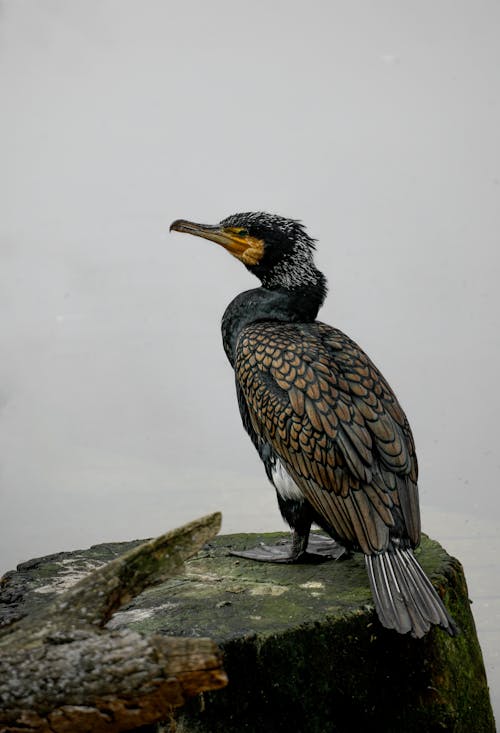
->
[1,531,494,732]
[165,533,494,733]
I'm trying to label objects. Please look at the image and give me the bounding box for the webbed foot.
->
[230,533,347,564]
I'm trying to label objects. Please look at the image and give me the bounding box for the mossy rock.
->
[0,532,495,732]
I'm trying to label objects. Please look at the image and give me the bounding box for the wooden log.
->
[1,529,495,732]
[0,513,227,733]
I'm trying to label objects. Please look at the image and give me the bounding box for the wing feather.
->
[235,321,420,552]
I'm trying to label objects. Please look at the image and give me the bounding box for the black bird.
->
[170,212,458,639]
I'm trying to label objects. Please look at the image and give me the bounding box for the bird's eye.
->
[237,229,248,237]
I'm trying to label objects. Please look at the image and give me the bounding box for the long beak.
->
[170,219,241,249]
[170,219,264,265]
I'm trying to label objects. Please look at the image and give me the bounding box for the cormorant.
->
[170,212,458,639]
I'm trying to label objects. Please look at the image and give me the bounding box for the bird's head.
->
[170,212,323,291]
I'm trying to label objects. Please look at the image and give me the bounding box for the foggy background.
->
[1,0,499,718]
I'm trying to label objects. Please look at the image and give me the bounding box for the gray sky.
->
[1,0,499,577]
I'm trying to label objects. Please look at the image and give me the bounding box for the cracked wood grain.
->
[0,513,227,733]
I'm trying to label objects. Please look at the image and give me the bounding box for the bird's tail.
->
[365,547,458,638]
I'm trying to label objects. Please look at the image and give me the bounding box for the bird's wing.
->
[235,321,420,553]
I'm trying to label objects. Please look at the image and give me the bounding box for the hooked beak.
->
[170,219,264,266]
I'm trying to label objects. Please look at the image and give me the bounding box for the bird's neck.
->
[221,277,327,365]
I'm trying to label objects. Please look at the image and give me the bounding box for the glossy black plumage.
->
[171,212,458,638]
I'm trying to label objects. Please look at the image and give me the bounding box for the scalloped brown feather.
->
[235,321,420,553]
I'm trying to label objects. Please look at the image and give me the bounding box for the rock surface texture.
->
[0,531,495,733]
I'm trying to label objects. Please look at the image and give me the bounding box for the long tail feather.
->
[365,548,458,638]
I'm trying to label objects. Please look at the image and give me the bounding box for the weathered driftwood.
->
[0,513,227,733]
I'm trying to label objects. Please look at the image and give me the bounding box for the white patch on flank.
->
[271,459,303,501]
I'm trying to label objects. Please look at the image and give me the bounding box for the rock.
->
[0,532,495,733]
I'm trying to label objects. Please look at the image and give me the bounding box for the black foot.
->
[230,534,347,564]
